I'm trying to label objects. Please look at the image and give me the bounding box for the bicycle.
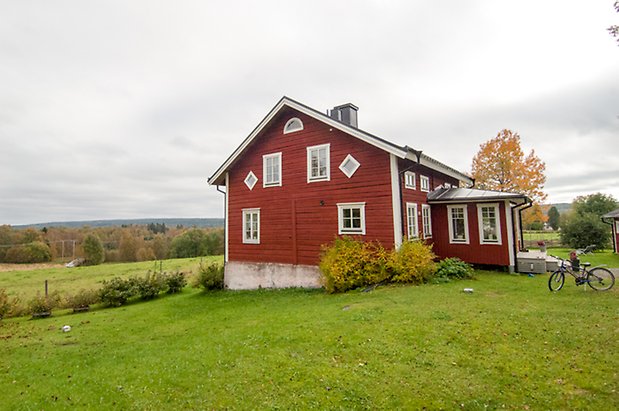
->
[548,256,615,292]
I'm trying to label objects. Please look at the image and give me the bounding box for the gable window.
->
[420,175,430,192]
[404,171,416,189]
[447,205,469,244]
[422,204,432,238]
[337,202,366,235]
[244,171,258,190]
[406,203,419,239]
[242,208,260,244]
[283,117,304,134]
[339,154,360,178]
[478,203,502,244]
[307,144,330,182]
[263,152,282,187]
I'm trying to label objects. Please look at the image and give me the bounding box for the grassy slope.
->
[0,257,222,301]
[547,248,619,268]
[1,272,617,410]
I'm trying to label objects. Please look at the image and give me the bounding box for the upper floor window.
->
[477,203,502,244]
[406,202,419,239]
[283,117,304,134]
[263,152,282,187]
[339,154,360,178]
[420,175,430,192]
[447,205,469,244]
[337,202,366,235]
[307,144,330,182]
[404,171,416,189]
[242,208,260,244]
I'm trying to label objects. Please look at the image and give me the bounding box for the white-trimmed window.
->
[616,221,619,232]
[420,175,430,192]
[283,117,304,134]
[307,144,330,182]
[244,171,258,190]
[339,154,360,178]
[404,171,416,189]
[242,208,260,244]
[406,203,419,239]
[337,202,366,235]
[477,203,502,244]
[448,205,469,244]
[263,152,282,187]
[422,204,432,238]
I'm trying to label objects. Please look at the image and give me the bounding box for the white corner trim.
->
[505,200,515,268]
[224,172,229,262]
[390,154,403,248]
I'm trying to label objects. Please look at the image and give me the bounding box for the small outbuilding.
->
[602,209,619,254]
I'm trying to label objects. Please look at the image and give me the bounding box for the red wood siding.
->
[399,158,459,241]
[227,108,396,266]
[430,201,511,266]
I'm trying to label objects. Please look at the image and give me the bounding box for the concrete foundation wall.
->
[224,261,322,290]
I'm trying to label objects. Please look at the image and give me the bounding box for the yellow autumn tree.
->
[471,129,547,203]
[521,203,548,230]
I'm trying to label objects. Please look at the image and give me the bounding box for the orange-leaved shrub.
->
[319,237,391,293]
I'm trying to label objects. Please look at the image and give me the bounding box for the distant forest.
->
[13,218,223,230]
[0,220,223,264]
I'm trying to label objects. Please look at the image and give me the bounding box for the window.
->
[420,175,430,192]
[339,154,360,178]
[242,208,260,244]
[307,144,330,182]
[447,205,469,244]
[244,171,258,190]
[478,204,502,244]
[422,204,432,238]
[283,117,304,134]
[404,171,416,189]
[263,152,282,187]
[406,203,419,239]
[337,203,366,235]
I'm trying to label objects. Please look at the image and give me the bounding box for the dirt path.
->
[0,263,64,273]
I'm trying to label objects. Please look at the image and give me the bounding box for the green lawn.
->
[547,248,619,268]
[0,256,222,302]
[1,269,617,409]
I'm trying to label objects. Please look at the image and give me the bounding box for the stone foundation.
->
[224,261,322,290]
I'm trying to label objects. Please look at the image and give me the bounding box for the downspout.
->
[601,217,616,254]
[216,185,227,264]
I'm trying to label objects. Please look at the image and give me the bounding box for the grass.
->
[546,248,619,268]
[0,256,222,302]
[1,269,617,410]
[523,231,561,241]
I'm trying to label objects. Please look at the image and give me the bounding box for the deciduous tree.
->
[471,129,547,203]
[522,204,547,230]
[547,206,560,231]
[83,234,105,265]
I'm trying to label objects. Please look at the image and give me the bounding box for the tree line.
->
[0,224,224,265]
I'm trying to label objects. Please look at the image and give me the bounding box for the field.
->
[1,261,617,409]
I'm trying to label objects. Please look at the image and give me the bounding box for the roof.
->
[427,187,530,205]
[208,96,474,186]
[602,208,619,219]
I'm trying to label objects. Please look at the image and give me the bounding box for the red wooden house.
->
[208,97,531,289]
[602,209,619,254]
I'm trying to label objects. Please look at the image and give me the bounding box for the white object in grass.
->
[463,288,474,293]
[62,325,71,332]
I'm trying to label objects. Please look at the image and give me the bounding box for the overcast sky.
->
[1,1,618,225]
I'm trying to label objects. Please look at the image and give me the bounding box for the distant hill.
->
[547,203,571,214]
[13,218,224,229]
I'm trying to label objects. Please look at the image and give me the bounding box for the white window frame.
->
[420,175,430,192]
[242,208,260,244]
[307,144,330,182]
[477,203,502,244]
[404,171,416,190]
[262,152,282,187]
[447,205,469,244]
[406,202,419,239]
[337,202,366,235]
[283,117,304,134]
[244,171,258,190]
[422,204,432,238]
[615,220,619,232]
[338,154,360,178]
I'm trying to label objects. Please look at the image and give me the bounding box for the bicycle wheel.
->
[587,267,615,291]
[548,271,565,291]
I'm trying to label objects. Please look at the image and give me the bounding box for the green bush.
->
[389,240,436,284]
[435,258,474,281]
[99,277,138,307]
[4,241,52,264]
[193,261,224,291]
[65,288,100,310]
[319,237,391,293]
[0,288,11,319]
[83,234,105,265]
[134,272,167,300]
[165,271,187,293]
[28,293,58,316]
